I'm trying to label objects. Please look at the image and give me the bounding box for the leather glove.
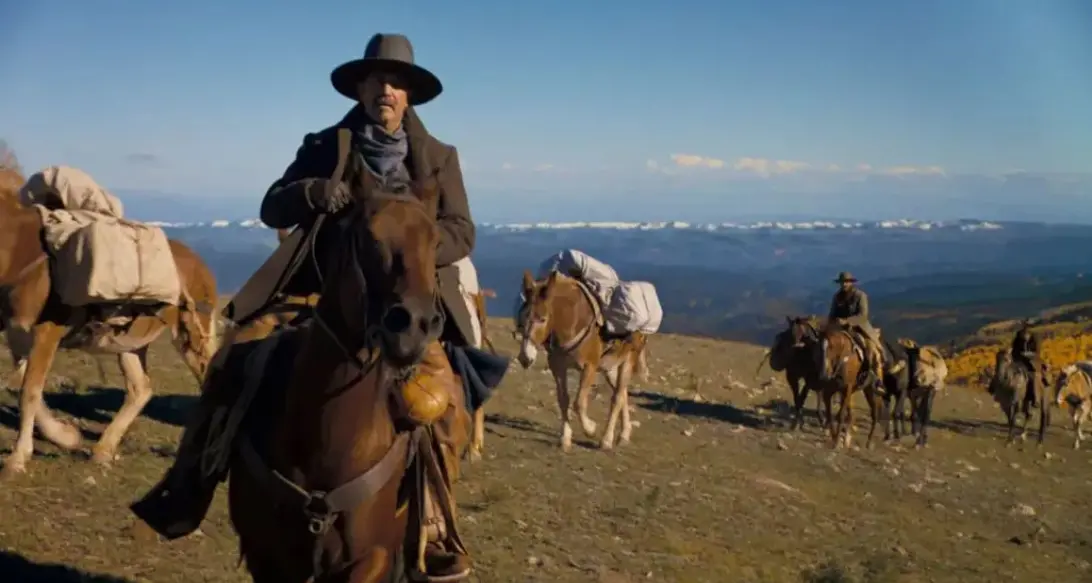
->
[302,179,352,214]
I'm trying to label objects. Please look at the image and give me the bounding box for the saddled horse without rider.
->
[888,338,948,448]
[1054,362,1092,449]
[0,169,219,476]
[516,269,649,452]
[465,287,497,463]
[762,315,827,430]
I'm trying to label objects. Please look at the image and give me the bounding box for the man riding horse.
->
[133,33,504,582]
[1011,319,1045,407]
[827,271,885,385]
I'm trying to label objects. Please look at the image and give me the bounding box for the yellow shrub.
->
[948,328,1092,386]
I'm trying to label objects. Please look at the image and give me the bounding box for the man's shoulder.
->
[299,126,343,150]
[419,132,458,161]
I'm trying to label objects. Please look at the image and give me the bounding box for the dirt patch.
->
[1,319,1091,582]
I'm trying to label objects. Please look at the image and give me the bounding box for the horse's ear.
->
[545,270,560,289]
[785,316,792,325]
[521,270,535,293]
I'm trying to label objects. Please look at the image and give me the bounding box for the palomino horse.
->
[0,171,219,476]
[227,184,468,582]
[516,270,649,452]
[987,349,1050,446]
[762,315,826,430]
[891,338,948,448]
[465,287,496,463]
[815,322,881,448]
[1054,362,1092,449]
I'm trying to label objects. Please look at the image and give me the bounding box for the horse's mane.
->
[0,168,25,207]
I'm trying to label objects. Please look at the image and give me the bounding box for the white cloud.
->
[670,154,727,169]
[532,163,555,172]
[500,162,514,171]
[878,165,947,177]
[732,157,813,176]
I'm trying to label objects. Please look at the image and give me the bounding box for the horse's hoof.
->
[467,448,483,463]
[599,438,615,451]
[0,461,26,480]
[618,436,632,447]
[91,449,117,466]
[581,421,599,438]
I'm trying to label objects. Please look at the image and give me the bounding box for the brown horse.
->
[0,173,219,476]
[1054,362,1092,449]
[815,322,881,448]
[762,315,827,430]
[516,270,648,452]
[227,184,468,582]
[465,287,496,463]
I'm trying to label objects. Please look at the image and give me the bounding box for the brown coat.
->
[828,286,878,339]
[254,105,477,346]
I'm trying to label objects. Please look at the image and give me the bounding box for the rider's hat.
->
[330,33,443,106]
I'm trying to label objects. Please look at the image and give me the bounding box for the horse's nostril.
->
[382,305,412,334]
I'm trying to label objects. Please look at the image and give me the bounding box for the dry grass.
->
[1,318,1092,582]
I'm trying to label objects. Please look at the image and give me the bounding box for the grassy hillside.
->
[945,300,1092,385]
[2,317,1092,582]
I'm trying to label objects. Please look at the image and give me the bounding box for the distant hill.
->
[156,216,1092,356]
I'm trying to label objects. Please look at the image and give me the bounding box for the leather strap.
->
[222,128,355,325]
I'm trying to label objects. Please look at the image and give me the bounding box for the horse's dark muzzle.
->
[380,300,443,366]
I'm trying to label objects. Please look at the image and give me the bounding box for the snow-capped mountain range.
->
[149,217,1004,232]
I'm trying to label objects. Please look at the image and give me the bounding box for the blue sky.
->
[1,0,1090,223]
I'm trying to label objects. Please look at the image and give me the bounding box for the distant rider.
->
[1010,319,1043,407]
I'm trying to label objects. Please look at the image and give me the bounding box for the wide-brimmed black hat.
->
[834,271,858,284]
[330,33,443,106]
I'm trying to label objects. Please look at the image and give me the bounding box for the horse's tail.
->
[756,349,772,376]
[636,339,650,382]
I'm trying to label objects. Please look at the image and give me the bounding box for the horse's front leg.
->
[573,364,600,438]
[895,388,910,439]
[881,390,894,441]
[1073,404,1090,450]
[549,360,574,453]
[1004,403,1018,447]
[915,388,936,449]
[92,346,154,465]
[788,376,805,431]
[862,386,879,448]
[466,407,486,463]
[813,387,826,429]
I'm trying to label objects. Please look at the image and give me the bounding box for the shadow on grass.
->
[632,390,766,428]
[0,550,134,582]
[481,412,559,447]
[0,385,197,436]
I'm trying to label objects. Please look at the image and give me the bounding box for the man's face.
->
[357,70,410,129]
[840,281,853,292]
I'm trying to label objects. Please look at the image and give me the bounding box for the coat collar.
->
[336,105,435,179]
